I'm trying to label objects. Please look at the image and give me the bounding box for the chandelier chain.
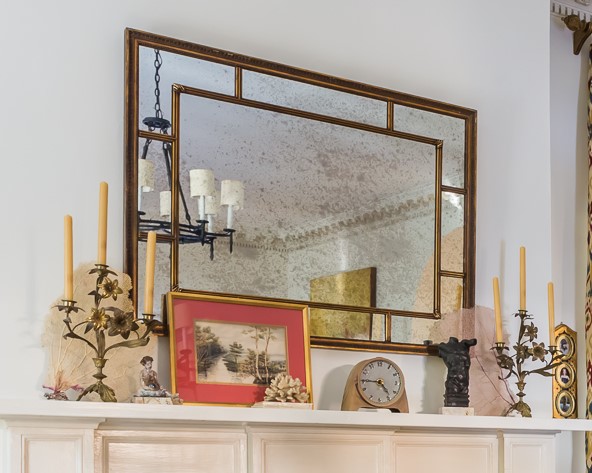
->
[153,49,163,121]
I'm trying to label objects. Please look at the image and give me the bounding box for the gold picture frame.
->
[167,291,312,406]
[309,267,376,340]
[555,362,574,389]
[552,324,577,419]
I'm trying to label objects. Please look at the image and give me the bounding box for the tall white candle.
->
[144,231,157,314]
[64,215,73,300]
[97,182,108,265]
[493,277,503,343]
[519,247,526,310]
[548,282,556,346]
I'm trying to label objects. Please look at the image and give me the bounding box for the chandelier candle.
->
[138,159,155,212]
[144,231,156,315]
[64,215,73,301]
[97,182,108,265]
[221,180,244,229]
[205,194,219,230]
[160,191,171,218]
[190,169,215,221]
[138,159,155,192]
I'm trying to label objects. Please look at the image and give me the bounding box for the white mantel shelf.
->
[1,399,586,472]
[0,398,590,433]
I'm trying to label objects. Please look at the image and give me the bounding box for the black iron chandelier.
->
[138,50,244,260]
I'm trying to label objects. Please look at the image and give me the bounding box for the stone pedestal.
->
[132,396,179,405]
[440,406,475,416]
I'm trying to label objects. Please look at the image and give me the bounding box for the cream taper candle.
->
[519,246,526,311]
[97,182,108,265]
[144,231,157,314]
[548,282,555,346]
[64,215,73,300]
[493,277,503,343]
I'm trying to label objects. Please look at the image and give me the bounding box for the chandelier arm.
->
[161,140,193,225]
[162,142,172,189]
[178,182,194,226]
[140,138,152,160]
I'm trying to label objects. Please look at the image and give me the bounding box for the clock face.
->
[356,358,403,407]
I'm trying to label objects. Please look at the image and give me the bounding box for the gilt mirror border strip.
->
[123,28,477,355]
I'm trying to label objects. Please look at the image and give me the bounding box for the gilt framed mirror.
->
[124,29,476,355]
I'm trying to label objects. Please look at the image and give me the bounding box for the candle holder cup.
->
[492,309,563,417]
[57,264,162,402]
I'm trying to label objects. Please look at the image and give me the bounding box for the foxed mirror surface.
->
[126,30,476,354]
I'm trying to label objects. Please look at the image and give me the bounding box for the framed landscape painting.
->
[167,292,312,406]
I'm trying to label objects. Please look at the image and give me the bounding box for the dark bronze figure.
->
[438,337,477,408]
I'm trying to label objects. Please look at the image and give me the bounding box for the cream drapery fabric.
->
[585,47,592,473]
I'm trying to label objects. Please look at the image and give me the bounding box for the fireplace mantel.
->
[1,399,588,473]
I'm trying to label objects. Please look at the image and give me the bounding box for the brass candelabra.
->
[493,309,563,417]
[56,264,161,402]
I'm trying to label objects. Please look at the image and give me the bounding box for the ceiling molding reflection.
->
[551,0,592,21]
[214,193,436,253]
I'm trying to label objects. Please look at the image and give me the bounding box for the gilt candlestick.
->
[492,309,563,417]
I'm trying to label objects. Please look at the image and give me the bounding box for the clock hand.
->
[361,378,390,394]
[376,378,390,394]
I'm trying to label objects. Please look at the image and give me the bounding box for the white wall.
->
[549,13,590,473]
[0,0,561,456]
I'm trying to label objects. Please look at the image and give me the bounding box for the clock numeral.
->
[377,361,383,367]
[387,364,391,370]
[362,387,367,391]
[387,396,392,401]
[378,398,383,403]
[362,369,369,375]
[369,395,374,400]
[368,363,374,370]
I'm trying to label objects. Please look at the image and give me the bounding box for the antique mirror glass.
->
[124,29,476,355]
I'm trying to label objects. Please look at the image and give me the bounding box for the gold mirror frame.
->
[124,29,476,355]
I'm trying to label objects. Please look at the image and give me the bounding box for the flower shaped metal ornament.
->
[58,264,161,402]
[530,342,546,362]
[524,322,538,341]
[98,277,123,300]
[493,310,564,417]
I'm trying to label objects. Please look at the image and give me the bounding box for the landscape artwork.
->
[194,320,288,385]
[309,267,376,340]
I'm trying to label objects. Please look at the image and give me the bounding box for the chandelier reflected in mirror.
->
[137,50,244,260]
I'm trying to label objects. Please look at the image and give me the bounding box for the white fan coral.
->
[264,373,309,403]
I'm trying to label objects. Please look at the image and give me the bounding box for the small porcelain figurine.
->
[137,355,168,397]
[133,355,182,404]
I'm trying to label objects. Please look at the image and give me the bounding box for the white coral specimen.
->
[264,373,309,403]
